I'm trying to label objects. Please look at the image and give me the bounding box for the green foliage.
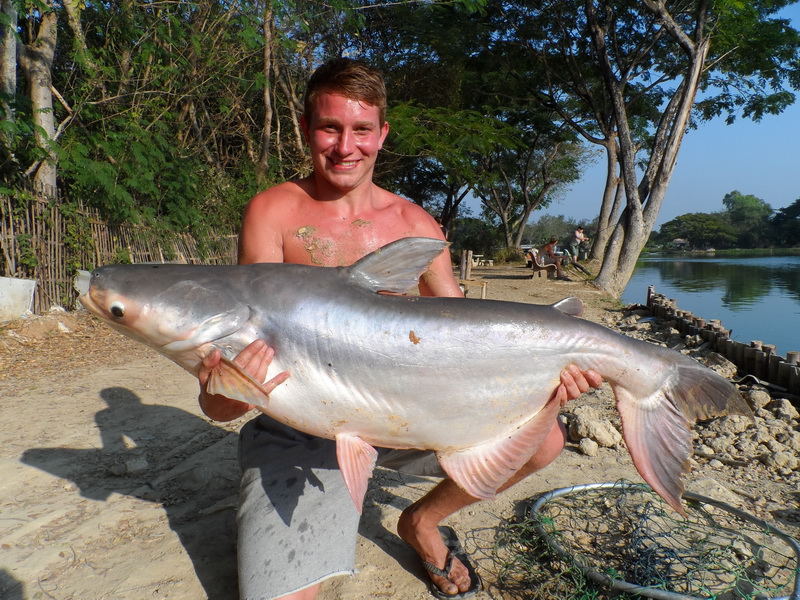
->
[449,216,503,256]
[15,233,39,270]
[523,215,594,248]
[4,0,799,276]
[491,246,526,264]
[770,197,800,246]
[57,200,95,274]
[652,190,800,250]
[654,212,739,249]
[721,190,774,247]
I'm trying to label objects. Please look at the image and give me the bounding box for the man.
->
[566,226,589,259]
[540,236,571,281]
[197,58,601,600]
[560,226,592,276]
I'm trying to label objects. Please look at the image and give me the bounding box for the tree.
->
[721,190,773,247]
[360,1,592,239]
[654,212,738,249]
[17,0,58,190]
[474,133,588,248]
[492,0,800,296]
[770,197,800,247]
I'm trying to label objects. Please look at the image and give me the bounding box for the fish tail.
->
[613,356,751,515]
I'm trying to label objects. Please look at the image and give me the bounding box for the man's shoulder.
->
[248,180,308,210]
[379,189,435,221]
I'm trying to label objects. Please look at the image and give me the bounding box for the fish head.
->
[80,264,251,372]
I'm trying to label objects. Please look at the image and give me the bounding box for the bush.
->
[492,247,526,264]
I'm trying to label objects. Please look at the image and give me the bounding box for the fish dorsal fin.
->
[344,237,448,294]
[552,297,584,316]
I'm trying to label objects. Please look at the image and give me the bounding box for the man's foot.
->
[398,506,479,597]
[421,527,481,599]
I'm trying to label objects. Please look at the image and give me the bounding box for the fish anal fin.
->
[613,383,690,515]
[335,433,378,514]
[206,357,271,409]
[437,397,562,500]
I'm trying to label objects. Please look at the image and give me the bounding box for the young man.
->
[197,58,601,600]
[540,236,571,281]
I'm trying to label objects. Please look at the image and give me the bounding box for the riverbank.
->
[1,264,798,600]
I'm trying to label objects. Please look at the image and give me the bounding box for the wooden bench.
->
[528,248,557,279]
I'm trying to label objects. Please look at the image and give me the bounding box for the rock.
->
[108,463,127,476]
[745,388,773,411]
[706,435,734,454]
[767,398,800,421]
[776,430,800,452]
[125,457,149,474]
[567,406,621,447]
[701,352,738,379]
[578,437,599,456]
[760,451,798,470]
[703,415,752,436]
[687,478,741,505]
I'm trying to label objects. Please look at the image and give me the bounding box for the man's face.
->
[301,92,390,193]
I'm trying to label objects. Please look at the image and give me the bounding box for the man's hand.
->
[554,364,603,407]
[198,339,290,422]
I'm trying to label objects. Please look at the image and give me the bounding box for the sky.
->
[468,5,800,231]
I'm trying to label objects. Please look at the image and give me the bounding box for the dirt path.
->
[1,263,797,600]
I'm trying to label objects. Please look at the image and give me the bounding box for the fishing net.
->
[495,481,800,600]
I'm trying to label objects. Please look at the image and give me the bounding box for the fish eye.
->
[110,302,125,318]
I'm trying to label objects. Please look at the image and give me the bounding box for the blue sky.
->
[478,5,800,231]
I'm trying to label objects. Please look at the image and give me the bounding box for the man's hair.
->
[304,58,387,124]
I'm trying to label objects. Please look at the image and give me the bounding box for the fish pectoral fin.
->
[206,357,271,409]
[436,397,562,500]
[335,433,378,515]
[613,383,691,516]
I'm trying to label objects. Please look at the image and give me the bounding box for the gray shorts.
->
[236,414,445,600]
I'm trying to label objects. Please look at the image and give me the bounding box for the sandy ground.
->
[1,262,797,600]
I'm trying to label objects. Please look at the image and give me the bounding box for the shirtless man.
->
[197,58,602,600]
[540,236,571,281]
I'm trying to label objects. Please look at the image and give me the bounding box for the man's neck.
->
[303,174,383,212]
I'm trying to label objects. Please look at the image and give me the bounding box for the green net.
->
[495,481,799,600]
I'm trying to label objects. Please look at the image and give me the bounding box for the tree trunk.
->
[590,141,621,260]
[255,3,275,183]
[18,4,58,190]
[589,2,710,297]
[0,0,17,130]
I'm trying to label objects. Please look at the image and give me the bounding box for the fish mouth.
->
[78,291,99,315]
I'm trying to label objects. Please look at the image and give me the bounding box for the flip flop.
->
[421,525,482,599]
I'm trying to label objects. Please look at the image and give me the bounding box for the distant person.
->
[558,227,592,276]
[436,216,449,241]
[564,226,589,260]
[540,236,571,281]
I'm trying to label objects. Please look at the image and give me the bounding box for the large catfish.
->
[79,237,751,514]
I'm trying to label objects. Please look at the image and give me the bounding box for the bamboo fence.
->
[1,187,237,314]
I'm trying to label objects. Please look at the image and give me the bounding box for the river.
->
[621,252,800,357]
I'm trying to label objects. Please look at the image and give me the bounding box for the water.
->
[622,252,800,357]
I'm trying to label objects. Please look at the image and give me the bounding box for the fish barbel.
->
[79,237,751,513]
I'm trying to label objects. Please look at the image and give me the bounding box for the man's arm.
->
[237,190,286,265]
[198,191,289,421]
